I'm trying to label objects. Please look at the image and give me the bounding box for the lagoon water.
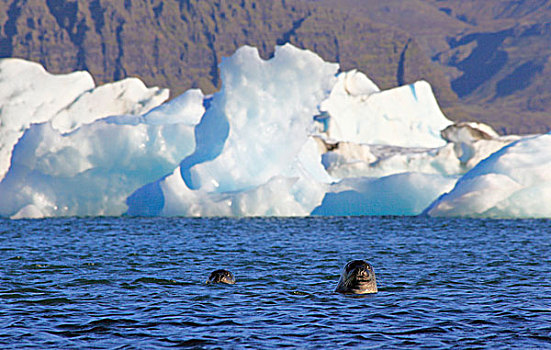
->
[1,217,550,348]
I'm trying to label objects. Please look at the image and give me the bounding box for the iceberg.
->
[127,44,461,217]
[320,71,452,148]
[0,43,544,219]
[0,86,203,218]
[128,44,338,216]
[0,58,169,180]
[425,133,551,218]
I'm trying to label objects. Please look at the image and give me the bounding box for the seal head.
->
[335,260,377,294]
[206,269,235,284]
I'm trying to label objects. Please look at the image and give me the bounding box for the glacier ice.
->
[124,44,505,217]
[0,43,546,219]
[128,45,337,216]
[320,72,452,148]
[425,133,551,218]
[0,85,202,218]
[0,58,169,181]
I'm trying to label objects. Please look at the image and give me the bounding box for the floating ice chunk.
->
[0,58,94,130]
[179,44,338,193]
[320,79,452,148]
[317,119,521,181]
[128,44,338,216]
[51,77,169,133]
[0,58,169,180]
[341,69,380,96]
[0,107,199,218]
[143,89,204,125]
[426,133,551,218]
[320,142,459,179]
[0,59,93,179]
[439,122,520,168]
[313,173,457,216]
[441,122,499,143]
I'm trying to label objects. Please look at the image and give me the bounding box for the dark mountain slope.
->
[427,0,551,134]
[308,0,551,134]
[0,0,461,121]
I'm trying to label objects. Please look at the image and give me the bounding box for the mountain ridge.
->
[2,0,549,134]
[307,0,551,134]
[0,0,464,123]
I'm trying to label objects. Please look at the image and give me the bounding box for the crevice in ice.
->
[409,84,418,101]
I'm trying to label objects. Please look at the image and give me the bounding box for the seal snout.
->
[356,268,369,279]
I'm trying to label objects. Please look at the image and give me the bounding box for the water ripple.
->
[0,217,550,348]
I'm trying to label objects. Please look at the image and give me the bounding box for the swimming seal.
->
[335,260,377,294]
[206,269,235,284]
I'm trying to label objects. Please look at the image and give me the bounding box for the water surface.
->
[1,217,550,348]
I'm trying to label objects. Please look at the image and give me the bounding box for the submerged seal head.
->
[335,260,377,294]
[206,269,235,284]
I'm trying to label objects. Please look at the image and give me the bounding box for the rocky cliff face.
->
[0,0,461,120]
[430,1,551,134]
[309,0,551,134]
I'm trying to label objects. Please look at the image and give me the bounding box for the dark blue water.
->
[1,217,550,348]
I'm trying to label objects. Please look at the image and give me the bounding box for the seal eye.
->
[345,260,367,273]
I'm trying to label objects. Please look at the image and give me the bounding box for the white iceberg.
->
[126,44,462,217]
[1,43,543,219]
[425,133,551,218]
[128,44,338,216]
[0,88,203,218]
[320,73,452,148]
[0,58,169,180]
